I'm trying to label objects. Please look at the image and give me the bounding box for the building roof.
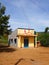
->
[17,28,34,30]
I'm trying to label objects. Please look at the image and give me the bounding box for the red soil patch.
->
[0,46,49,65]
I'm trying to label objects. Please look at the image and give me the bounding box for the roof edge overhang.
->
[17,34,37,37]
[17,28,34,30]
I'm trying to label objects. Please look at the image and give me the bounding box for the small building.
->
[8,28,37,48]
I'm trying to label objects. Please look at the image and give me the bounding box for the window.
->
[8,39,10,46]
[14,39,17,44]
[9,39,10,43]
[11,39,13,43]
[34,31,36,35]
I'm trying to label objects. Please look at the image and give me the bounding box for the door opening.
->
[24,38,29,47]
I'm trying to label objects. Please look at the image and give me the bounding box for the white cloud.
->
[9,17,49,32]
[9,18,29,31]
[26,16,49,31]
[2,0,49,32]
[30,16,49,26]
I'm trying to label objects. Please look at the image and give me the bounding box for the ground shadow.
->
[30,59,35,61]
[15,58,35,65]
[0,45,16,52]
[15,58,24,65]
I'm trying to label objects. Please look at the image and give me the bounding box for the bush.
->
[0,36,8,44]
[38,32,49,47]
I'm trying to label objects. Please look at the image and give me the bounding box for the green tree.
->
[38,27,49,47]
[0,3,11,37]
[39,33,49,47]
[45,27,49,33]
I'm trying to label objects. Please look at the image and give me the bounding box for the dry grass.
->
[0,46,49,65]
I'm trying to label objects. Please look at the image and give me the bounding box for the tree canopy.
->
[38,27,49,47]
[0,3,11,37]
[45,27,49,33]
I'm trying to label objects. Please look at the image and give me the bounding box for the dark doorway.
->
[14,39,17,44]
[24,38,29,47]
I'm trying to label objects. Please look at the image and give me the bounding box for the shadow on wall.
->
[0,45,16,53]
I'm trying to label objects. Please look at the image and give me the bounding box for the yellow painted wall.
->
[17,36,22,48]
[29,37,34,47]
[18,36,34,48]
[17,29,34,35]
[21,37,24,47]
[35,36,37,47]
[17,36,24,48]
[17,29,37,48]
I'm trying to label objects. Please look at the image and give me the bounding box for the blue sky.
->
[0,0,49,32]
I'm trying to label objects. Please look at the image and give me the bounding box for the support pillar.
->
[35,36,37,47]
[17,36,21,48]
[34,36,37,48]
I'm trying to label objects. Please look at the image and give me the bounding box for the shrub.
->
[38,32,49,47]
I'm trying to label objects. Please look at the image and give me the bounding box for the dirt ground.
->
[0,46,49,65]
